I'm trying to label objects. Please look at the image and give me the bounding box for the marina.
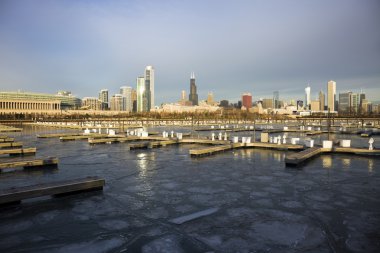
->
[0,123,379,252]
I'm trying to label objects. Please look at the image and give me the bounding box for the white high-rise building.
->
[145,66,155,110]
[327,80,337,112]
[305,86,311,109]
[136,77,145,112]
[120,86,132,112]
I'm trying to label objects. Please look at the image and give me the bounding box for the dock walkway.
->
[0,147,36,156]
[0,177,105,205]
[285,147,323,166]
[0,142,22,149]
[190,143,242,157]
[0,157,58,171]
[285,146,380,166]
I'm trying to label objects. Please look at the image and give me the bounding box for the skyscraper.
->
[359,91,366,114]
[131,89,137,112]
[120,86,132,112]
[136,77,145,112]
[189,72,198,106]
[181,90,186,101]
[110,94,124,111]
[98,89,109,110]
[319,91,325,111]
[339,92,351,114]
[327,80,336,112]
[305,86,311,109]
[145,66,155,110]
[242,93,252,109]
[273,91,280,109]
[351,93,360,114]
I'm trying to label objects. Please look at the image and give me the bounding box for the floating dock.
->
[0,142,23,149]
[0,125,22,132]
[189,142,304,157]
[128,142,151,150]
[0,137,15,143]
[59,134,120,141]
[190,143,242,157]
[88,136,138,144]
[244,142,304,150]
[0,147,37,156]
[285,147,380,166]
[37,133,82,138]
[0,177,105,205]
[88,136,168,144]
[285,147,323,166]
[0,157,58,171]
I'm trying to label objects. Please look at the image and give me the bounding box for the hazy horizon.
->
[1,0,379,104]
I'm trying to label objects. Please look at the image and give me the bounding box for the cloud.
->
[0,0,379,103]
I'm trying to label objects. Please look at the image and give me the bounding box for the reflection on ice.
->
[368,159,374,173]
[322,155,332,169]
[342,158,351,168]
[42,237,125,253]
[137,153,149,177]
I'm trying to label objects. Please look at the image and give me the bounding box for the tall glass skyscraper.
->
[189,72,198,106]
[120,86,132,112]
[305,86,311,109]
[144,66,154,110]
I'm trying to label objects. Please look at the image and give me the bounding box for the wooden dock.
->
[0,157,58,171]
[0,177,105,205]
[128,142,151,150]
[37,133,82,138]
[285,147,323,166]
[244,142,304,150]
[59,134,124,141]
[190,143,242,157]
[0,137,15,142]
[88,136,144,144]
[285,146,380,166]
[88,136,168,144]
[0,125,22,132]
[149,140,178,148]
[0,147,36,156]
[0,142,22,149]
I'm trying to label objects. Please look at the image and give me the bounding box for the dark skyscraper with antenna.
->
[189,72,198,106]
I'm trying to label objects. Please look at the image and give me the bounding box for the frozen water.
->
[141,235,184,253]
[0,220,33,234]
[98,219,129,230]
[281,200,304,209]
[34,210,60,224]
[42,237,125,253]
[169,207,219,224]
[251,221,325,247]
[1,126,379,252]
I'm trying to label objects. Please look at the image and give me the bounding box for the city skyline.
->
[0,0,379,103]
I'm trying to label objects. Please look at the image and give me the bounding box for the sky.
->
[0,0,379,104]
